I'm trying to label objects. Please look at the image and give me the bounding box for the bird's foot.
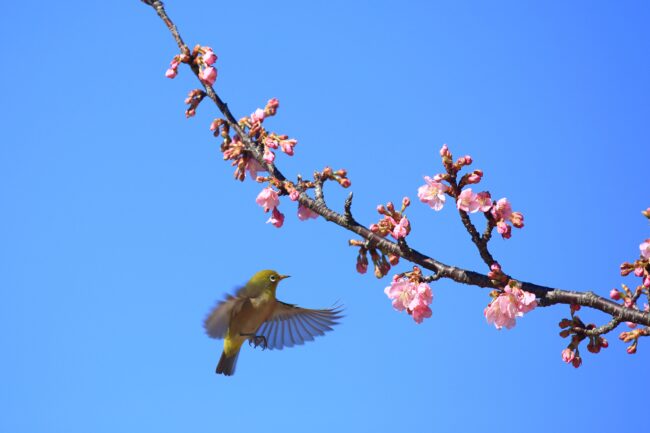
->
[248,335,268,350]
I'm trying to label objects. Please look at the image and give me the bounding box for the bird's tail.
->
[216,349,240,376]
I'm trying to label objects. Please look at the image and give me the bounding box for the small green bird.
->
[204,269,342,375]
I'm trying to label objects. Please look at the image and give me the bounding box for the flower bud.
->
[559,319,572,328]
[627,344,637,354]
[609,289,621,300]
[572,356,582,368]
[402,197,411,208]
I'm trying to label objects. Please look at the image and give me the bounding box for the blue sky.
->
[1,1,649,432]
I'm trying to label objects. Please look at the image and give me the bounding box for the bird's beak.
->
[279,274,290,280]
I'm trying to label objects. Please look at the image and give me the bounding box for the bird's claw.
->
[248,335,268,350]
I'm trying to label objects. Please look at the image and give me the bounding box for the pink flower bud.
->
[439,144,450,157]
[402,197,410,207]
[165,68,177,78]
[600,338,609,348]
[634,267,644,277]
[509,212,524,228]
[199,66,217,86]
[610,289,621,300]
[263,148,275,164]
[641,239,650,259]
[561,348,575,363]
[202,49,217,66]
[340,178,351,188]
[289,190,300,201]
[627,345,637,354]
[626,321,637,329]
[250,108,265,124]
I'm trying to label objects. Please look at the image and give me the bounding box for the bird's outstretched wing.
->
[204,294,245,339]
[255,301,343,350]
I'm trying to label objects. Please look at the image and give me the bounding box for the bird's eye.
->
[269,275,277,282]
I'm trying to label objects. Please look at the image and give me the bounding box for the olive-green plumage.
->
[204,270,342,376]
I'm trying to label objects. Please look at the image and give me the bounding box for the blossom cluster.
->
[612,231,650,354]
[384,270,433,324]
[484,280,537,330]
[165,45,218,86]
[558,308,609,368]
[354,198,411,278]
[417,144,524,239]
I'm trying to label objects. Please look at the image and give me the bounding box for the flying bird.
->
[204,269,343,375]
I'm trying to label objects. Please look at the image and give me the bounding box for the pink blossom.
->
[496,221,511,239]
[246,158,266,179]
[610,289,621,300]
[408,283,433,310]
[266,207,284,228]
[626,321,637,329]
[439,144,450,157]
[384,278,433,324]
[255,187,279,212]
[456,188,480,213]
[384,278,414,312]
[411,305,432,324]
[263,148,275,164]
[202,49,217,66]
[484,284,537,330]
[391,217,409,240]
[199,66,217,86]
[476,191,492,212]
[289,190,300,201]
[250,108,265,124]
[280,139,297,156]
[640,239,650,260]
[644,276,650,288]
[634,267,644,277]
[492,198,513,221]
[297,204,319,221]
[561,348,575,363]
[417,176,448,211]
[165,68,177,79]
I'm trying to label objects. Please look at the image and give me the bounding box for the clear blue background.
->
[1,1,648,432]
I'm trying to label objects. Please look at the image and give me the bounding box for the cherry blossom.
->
[417,176,448,211]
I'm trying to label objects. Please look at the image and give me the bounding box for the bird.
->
[203,269,343,376]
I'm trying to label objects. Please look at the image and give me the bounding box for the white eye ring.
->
[269,275,277,282]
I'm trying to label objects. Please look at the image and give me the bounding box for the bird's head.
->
[249,269,290,292]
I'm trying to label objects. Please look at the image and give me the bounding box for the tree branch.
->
[143,0,650,329]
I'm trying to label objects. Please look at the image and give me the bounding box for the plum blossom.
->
[417,176,448,211]
[266,207,284,228]
[199,66,217,86]
[640,239,650,260]
[456,188,480,213]
[384,277,433,324]
[256,187,279,212]
[484,283,537,330]
[297,204,319,221]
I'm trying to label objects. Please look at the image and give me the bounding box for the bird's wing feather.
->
[255,301,343,350]
[203,294,246,339]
